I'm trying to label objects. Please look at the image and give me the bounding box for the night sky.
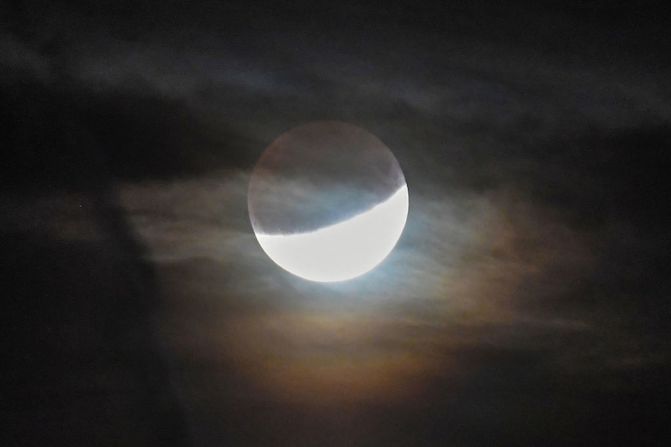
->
[2,1,671,446]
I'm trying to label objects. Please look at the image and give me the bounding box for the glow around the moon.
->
[256,184,409,282]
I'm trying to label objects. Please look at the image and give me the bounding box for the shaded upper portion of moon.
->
[248,121,406,235]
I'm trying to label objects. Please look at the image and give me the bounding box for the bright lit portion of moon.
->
[256,184,408,282]
[248,121,409,282]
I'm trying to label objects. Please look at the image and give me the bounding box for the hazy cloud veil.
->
[2,2,670,446]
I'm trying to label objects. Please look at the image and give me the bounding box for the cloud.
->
[3,3,670,443]
[111,159,601,403]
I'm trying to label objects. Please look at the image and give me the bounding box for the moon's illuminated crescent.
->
[248,121,409,282]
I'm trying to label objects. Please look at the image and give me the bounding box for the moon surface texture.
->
[248,121,409,282]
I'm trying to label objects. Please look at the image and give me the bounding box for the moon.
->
[248,121,409,282]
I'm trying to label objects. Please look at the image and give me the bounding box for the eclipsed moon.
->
[248,121,408,282]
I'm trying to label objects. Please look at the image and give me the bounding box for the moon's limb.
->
[256,185,409,282]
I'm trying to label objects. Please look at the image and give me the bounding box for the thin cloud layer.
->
[2,2,670,446]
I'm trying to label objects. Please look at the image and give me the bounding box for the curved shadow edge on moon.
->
[254,184,409,282]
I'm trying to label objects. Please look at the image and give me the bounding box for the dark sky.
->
[2,1,671,446]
